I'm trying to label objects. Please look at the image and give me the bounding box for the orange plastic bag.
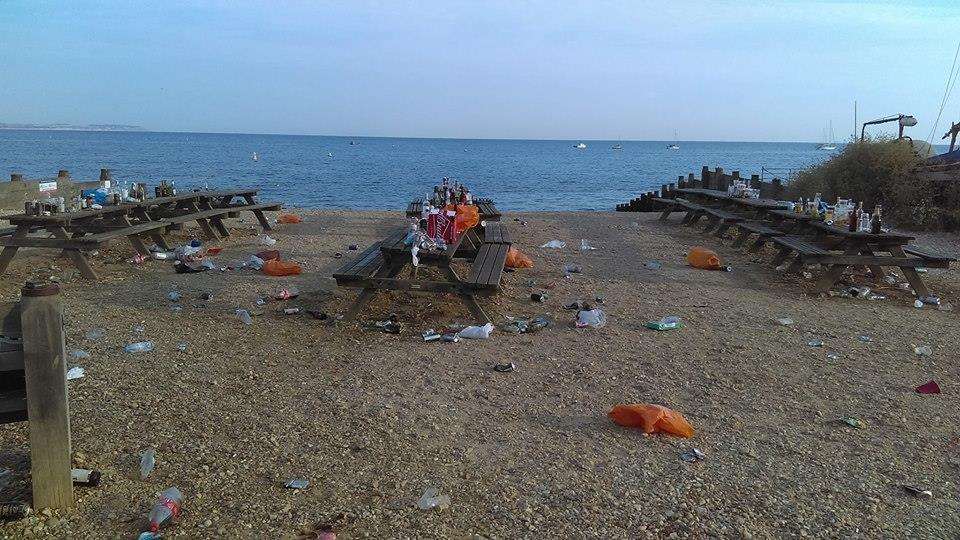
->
[505,247,534,269]
[262,259,302,276]
[687,247,723,270]
[453,204,480,233]
[277,213,302,224]
[608,404,694,438]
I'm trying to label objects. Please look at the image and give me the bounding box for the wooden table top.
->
[805,220,913,244]
[675,188,784,209]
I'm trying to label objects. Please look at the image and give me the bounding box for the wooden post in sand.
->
[10,173,23,182]
[19,282,73,510]
[99,168,111,184]
[701,166,710,189]
[57,170,69,179]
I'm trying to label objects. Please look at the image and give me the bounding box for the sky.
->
[1,0,960,142]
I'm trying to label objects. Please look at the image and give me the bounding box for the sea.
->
[0,130,840,211]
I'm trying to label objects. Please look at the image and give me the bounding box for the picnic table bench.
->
[0,188,281,280]
[406,197,501,222]
[333,220,512,323]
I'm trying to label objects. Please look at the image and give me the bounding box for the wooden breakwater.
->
[615,165,786,212]
[0,169,108,211]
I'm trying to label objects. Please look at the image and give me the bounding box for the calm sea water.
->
[0,130,834,211]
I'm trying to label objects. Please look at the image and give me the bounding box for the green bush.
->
[787,138,935,229]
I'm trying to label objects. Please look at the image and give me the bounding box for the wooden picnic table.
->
[406,198,502,222]
[333,221,512,323]
[0,188,282,280]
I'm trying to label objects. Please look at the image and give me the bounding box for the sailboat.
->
[251,152,260,162]
[817,121,837,150]
[666,131,680,150]
[574,142,587,149]
[612,138,622,150]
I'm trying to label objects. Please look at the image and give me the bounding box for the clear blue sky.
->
[2,0,959,142]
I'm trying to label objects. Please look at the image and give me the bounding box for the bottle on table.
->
[870,205,883,234]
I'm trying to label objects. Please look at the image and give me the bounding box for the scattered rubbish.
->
[375,320,402,334]
[277,213,303,224]
[902,485,933,499]
[66,366,85,380]
[282,307,301,315]
[849,286,872,299]
[913,344,932,357]
[167,291,181,302]
[563,263,583,275]
[84,328,106,340]
[246,255,265,271]
[938,302,954,312]
[348,244,359,251]
[867,294,886,301]
[140,448,156,479]
[459,323,494,339]
[594,296,605,304]
[608,403,694,438]
[72,468,101,487]
[124,341,155,354]
[70,349,91,360]
[505,247,534,269]
[857,335,873,342]
[841,417,863,428]
[442,330,460,343]
[687,247,726,271]
[540,240,566,249]
[176,342,188,352]
[644,261,662,270]
[133,324,146,334]
[145,486,183,536]
[827,352,840,360]
[307,310,328,320]
[920,295,941,306]
[199,291,213,301]
[190,239,202,248]
[417,487,451,511]
[129,253,148,264]
[263,259,302,276]
[914,299,924,309]
[530,292,548,302]
[565,301,584,310]
[422,329,441,342]
[333,252,343,259]
[493,362,516,373]
[260,235,277,246]
[205,247,222,256]
[276,287,300,300]
[807,339,824,347]
[679,448,706,463]
[257,249,281,261]
[579,239,596,251]
[776,317,794,326]
[645,316,681,331]
[285,479,309,489]
[0,502,30,520]
[235,309,253,325]
[575,309,607,328]
[916,380,941,394]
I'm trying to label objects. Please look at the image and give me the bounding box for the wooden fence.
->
[1,282,73,510]
[616,165,787,212]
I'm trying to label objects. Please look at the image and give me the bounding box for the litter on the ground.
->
[285,479,309,489]
[903,485,933,499]
[827,352,840,360]
[687,247,729,271]
[776,317,794,326]
[246,255,265,270]
[807,339,824,347]
[140,448,156,479]
[679,448,706,462]
[124,341,155,354]
[494,362,516,373]
[563,263,583,275]
[857,335,873,342]
[916,380,941,394]
[275,287,300,300]
[260,235,277,246]
[913,344,932,356]
[71,468,101,487]
[277,213,303,224]
[540,240,565,249]
[66,366,85,380]
[145,486,183,535]
[914,299,924,309]
[235,309,253,325]
[375,320,402,334]
[417,487,451,511]
[531,292,548,302]
[841,417,863,428]
[167,291,181,302]
[505,247,534,269]
[263,259,302,276]
[84,328,106,340]
[575,309,606,328]
[579,239,596,251]
[307,310,328,320]
[459,323,494,339]
[70,349,91,360]
[608,403,695,438]
[644,261,662,270]
[176,342,188,352]
[422,329,441,342]
[645,316,681,331]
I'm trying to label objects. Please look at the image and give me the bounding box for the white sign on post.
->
[38,181,58,193]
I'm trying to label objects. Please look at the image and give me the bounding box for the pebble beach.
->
[0,209,959,539]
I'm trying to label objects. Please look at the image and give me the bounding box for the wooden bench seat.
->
[734,221,786,250]
[464,242,510,293]
[652,197,707,222]
[771,236,831,257]
[83,221,169,243]
[406,199,423,217]
[333,241,387,285]
[701,207,745,236]
[482,221,512,244]
[903,245,956,263]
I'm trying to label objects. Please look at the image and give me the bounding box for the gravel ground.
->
[0,209,958,539]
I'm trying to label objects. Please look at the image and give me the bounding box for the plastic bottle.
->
[147,487,183,534]
[236,309,253,325]
[140,448,156,479]
[124,341,155,354]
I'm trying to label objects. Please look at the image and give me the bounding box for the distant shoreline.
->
[0,123,144,132]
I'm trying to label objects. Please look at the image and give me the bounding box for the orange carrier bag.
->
[263,259,302,276]
[608,403,694,438]
[687,247,723,270]
[505,247,534,269]
[277,213,303,224]
[453,204,480,233]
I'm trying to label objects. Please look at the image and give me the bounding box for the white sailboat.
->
[612,138,622,150]
[817,121,837,150]
[574,142,587,149]
[666,131,680,150]
[251,152,260,162]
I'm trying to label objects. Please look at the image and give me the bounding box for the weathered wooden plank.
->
[0,389,27,423]
[0,236,102,249]
[1,302,20,337]
[20,283,73,509]
[0,349,24,372]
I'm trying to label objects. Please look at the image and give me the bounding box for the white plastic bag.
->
[540,240,566,249]
[580,239,596,251]
[575,309,606,328]
[246,255,265,270]
[260,235,277,246]
[459,322,494,339]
